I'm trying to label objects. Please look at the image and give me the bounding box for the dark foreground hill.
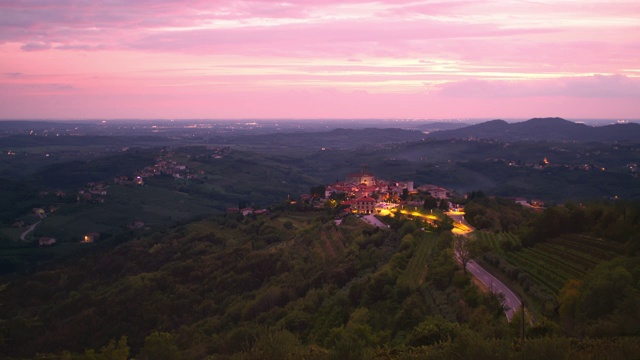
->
[1,204,639,359]
[425,117,640,142]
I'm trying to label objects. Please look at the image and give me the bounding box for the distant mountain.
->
[424,117,640,142]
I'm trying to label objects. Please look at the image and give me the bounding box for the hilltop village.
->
[300,169,453,215]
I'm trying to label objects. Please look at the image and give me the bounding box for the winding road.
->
[362,209,522,320]
[466,259,521,320]
[19,221,41,241]
[447,211,522,320]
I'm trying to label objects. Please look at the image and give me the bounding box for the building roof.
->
[356,196,376,203]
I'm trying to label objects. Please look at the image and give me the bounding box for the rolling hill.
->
[425,117,640,142]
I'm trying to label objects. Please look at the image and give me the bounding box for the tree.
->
[81,336,130,360]
[466,190,485,201]
[240,328,306,360]
[410,316,460,346]
[310,185,326,199]
[138,332,181,360]
[423,196,438,209]
[558,279,582,336]
[453,235,472,273]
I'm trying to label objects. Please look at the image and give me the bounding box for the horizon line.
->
[1,117,639,123]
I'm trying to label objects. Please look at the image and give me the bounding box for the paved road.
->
[19,221,41,241]
[466,259,521,320]
[446,211,474,235]
[447,211,472,228]
[446,211,521,320]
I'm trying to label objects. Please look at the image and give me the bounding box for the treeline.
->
[519,201,640,252]
[52,329,640,360]
[463,192,536,232]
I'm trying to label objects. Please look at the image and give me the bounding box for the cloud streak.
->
[436,75,640,98]
[0,1,639,119]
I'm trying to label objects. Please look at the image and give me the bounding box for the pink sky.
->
[1,0,639,120]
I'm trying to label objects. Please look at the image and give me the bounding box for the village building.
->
[346,171,376,186]
[418,184,449,199]
[33,208,46,218]
[514,197,529,206]
[39,237,56,246]
[531,199,545,207]
[355,184,378,198]
[130,219,145,229]
[83,232,100,243]
[325,182,354,198]
[354,196,376,214]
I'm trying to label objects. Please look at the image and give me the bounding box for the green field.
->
[19,185,216,242]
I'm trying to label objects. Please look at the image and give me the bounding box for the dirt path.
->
[19,221,41,241]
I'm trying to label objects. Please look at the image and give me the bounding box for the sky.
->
[1,0,639,120]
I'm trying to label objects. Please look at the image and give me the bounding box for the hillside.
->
[425,117,640,142]
[1,205,639,359]
[0,210,477,358]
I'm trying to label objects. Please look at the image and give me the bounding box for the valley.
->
[0,118,639,359]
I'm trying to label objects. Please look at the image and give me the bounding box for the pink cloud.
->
[1,1,639,119]
[20,42,51,51]
[436,75,640,99]
[382,1,480,16]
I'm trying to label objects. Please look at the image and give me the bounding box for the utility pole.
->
[520,298,526,341]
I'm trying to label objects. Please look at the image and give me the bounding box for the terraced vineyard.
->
[476,231,520,255]
[402,236,435,289]
[477,232,624,295]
